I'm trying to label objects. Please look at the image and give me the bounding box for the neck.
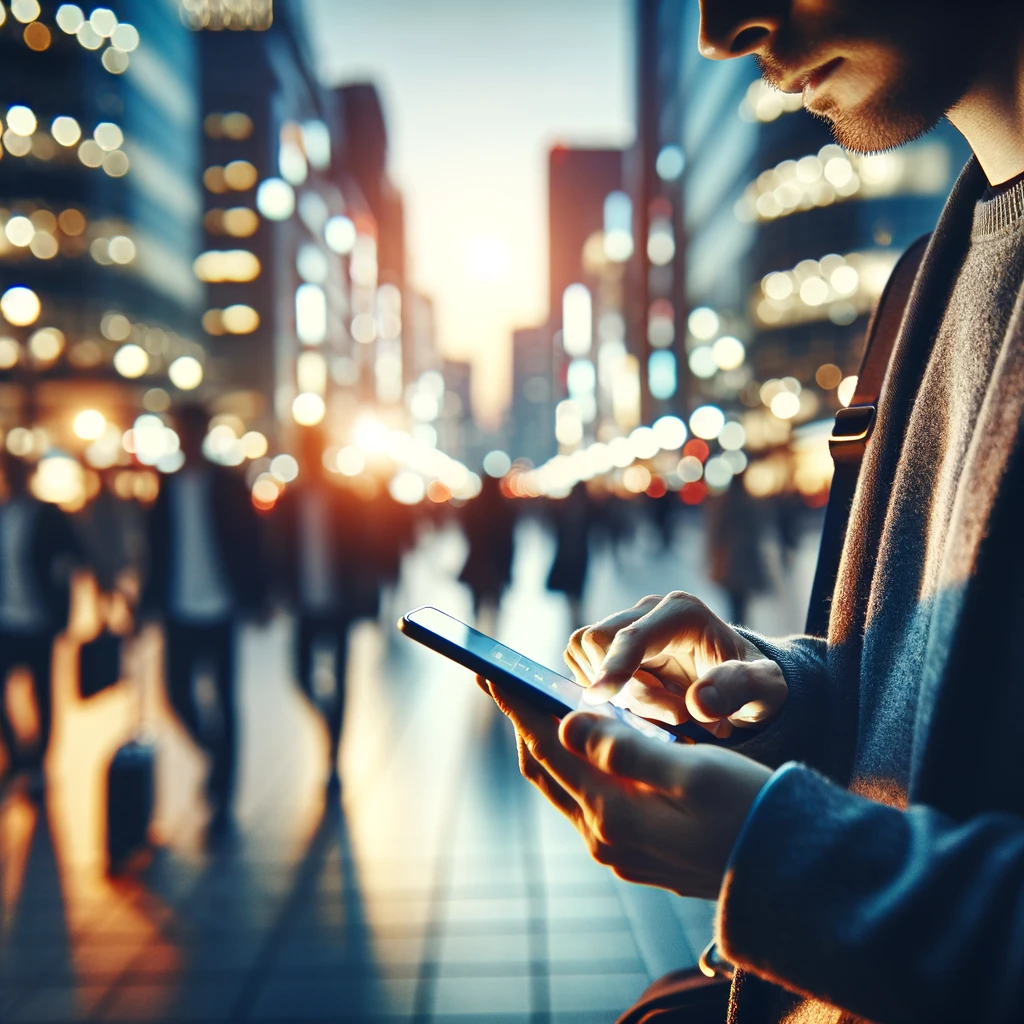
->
[948,39,1024,186]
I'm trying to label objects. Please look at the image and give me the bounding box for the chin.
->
[809,94,938,154]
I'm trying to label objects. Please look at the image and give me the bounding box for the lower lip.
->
[804,58,843,98]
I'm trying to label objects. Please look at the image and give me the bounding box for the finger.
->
[616,677,690,726]
[687,659,788,725]
[515,732,581,820]
[474,673,493,696]
[488,682,596,798]
[567,597,660,679]
[585,593,712,703]
[563,646,595,688]
[560,712,689,793]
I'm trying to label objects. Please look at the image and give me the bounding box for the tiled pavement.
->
[0,515,816,1023]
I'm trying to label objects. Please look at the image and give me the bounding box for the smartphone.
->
[399,604,687,744]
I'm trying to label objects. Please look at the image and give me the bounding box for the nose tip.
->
[698,8,780,61]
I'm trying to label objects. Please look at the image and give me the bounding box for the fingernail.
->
[699,684,725,715]
[583,681,615,704]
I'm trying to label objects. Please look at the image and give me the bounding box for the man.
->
[0,450,79,791]
[274,427,353,791]
[481,2,1024,1022]
[141,405,267,827]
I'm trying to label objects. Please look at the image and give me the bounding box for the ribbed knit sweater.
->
[714,161,1024,1024]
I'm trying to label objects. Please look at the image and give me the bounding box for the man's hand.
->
[484,680,772,900]
[565,592,788,738]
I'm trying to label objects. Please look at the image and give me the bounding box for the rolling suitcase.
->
[105,638,155,873]
[106,737,154,871]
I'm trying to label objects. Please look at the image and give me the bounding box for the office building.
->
[0,0,202,465]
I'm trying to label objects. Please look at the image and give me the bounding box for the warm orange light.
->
[24,21,51,50]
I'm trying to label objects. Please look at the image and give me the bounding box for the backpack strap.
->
[805,234,930,636]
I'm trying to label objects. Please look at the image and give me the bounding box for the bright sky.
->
[305,0,634,428]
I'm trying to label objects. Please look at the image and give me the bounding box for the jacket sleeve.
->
[726,629,830,770]
[718,763,1024,1024]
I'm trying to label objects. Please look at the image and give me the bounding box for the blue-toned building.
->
[0,0,203,433]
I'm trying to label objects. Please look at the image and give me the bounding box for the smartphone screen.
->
[399,605,677,743]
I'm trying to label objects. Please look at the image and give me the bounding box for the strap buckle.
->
[829,404,876,462]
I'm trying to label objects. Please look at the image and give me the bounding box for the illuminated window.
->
[29,327,64,363]
[256,178,294,220]
[302,120,331,169]
[1,286,40,326]
[297,351,327,395]
[648,351,677,400]
[325,215,356,254]
[224,160,257,190]
[295,283,326,345]
[58,208,85,235]
[603,191,633,263]
[110,23,139,52]
[203,166,227,193]
[51,116,81,146]
[179,0,274,31]
[562,284,592,357]
[56,5,85,33]
[6,105,36,136]
[278,140,307,186]
[193,249,261,283]
[102,151,129,177]
[221,304,259,334]
[93,122,123,151]
[11,0,41,24]
[78,140,104,168]
[169,355,203,390]
[24,22,51,50]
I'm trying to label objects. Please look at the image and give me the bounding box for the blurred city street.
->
[0,515,817,1023]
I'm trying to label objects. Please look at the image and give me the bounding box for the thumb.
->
[687,659,788,725]
[560,712,685,791]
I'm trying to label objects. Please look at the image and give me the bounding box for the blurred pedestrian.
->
[73,466,146,614]
[140,404,267,830]
[545,482,592,630]
[706,473,768,623]
[459,473,515,630]
[0,449,80,792]
[274,427,352,791]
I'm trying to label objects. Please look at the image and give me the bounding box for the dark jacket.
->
[273,482,353,619]
[0,496,80,634]
[141,465,267,618]
[719,160,1024,1024]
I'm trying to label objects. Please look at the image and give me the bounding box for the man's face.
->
[699,0,998,152]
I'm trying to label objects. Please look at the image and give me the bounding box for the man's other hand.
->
[565,592,788,738]
[486,681,772,900]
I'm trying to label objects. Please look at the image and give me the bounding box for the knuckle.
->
[637,594,663,608]
[588,836,615,865]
